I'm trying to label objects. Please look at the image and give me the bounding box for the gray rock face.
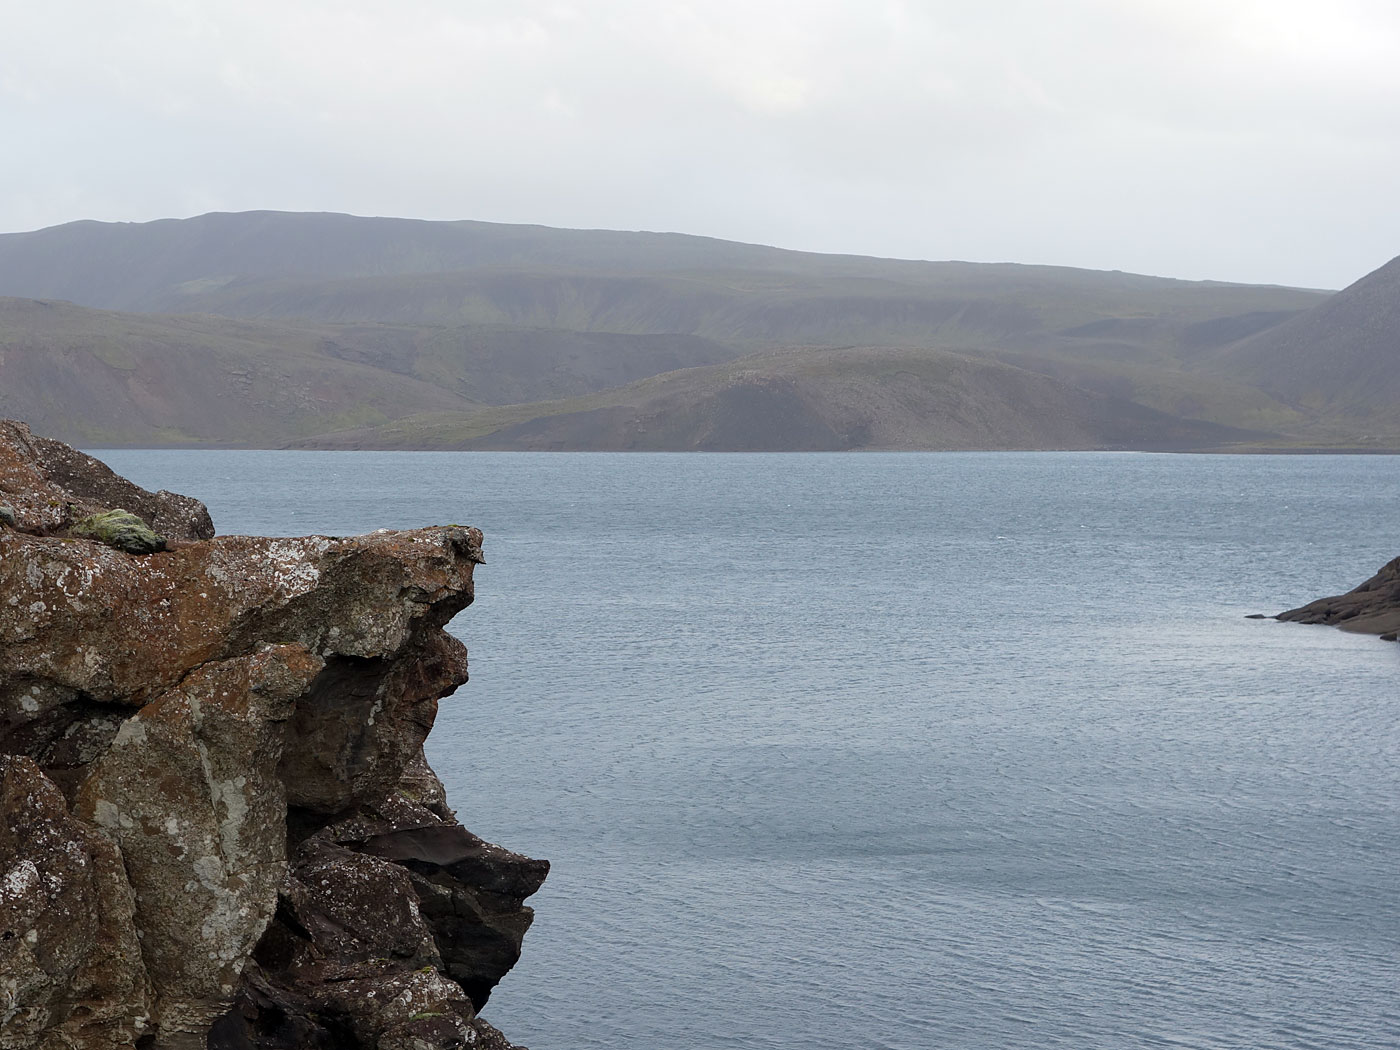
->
[0,421,546,1050]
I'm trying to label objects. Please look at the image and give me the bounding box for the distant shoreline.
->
[80,443,1400,455]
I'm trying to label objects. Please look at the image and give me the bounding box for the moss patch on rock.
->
[70,509,167,554]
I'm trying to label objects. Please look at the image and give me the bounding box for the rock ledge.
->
[0,420,545,1050]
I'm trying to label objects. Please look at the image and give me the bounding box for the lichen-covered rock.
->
[73,646,323,1045]
[0,419,212,540]
[1276,555,1400,637]
[0,755,153,1049]
[69,509,167,554]
[0,422,544,1050]
[0,526,484,747]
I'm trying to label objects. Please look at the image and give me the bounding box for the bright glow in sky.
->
[5,0,1399,287]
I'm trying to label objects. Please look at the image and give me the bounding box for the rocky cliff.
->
[1276,555,1400,640]
[0,420,546,1050]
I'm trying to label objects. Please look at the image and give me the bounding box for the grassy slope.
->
[129,266,1321,360]
[308,321,742,404]
[0,298,473,445]
[0,298,742,445]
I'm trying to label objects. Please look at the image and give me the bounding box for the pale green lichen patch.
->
[69,509,167,555]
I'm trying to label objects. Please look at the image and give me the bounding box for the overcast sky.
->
[4,0,1399,288]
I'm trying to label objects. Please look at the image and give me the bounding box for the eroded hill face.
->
[1205,253,1400,434]
[0,420,545,1050]
[297,345,1270,452]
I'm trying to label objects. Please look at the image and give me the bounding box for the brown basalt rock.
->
[0,421,544,1050]
[281,841,443,967]
[0,420,212,541]
[279,632,470,815]
[213,755,545,1048]
[305,761,549,1011]
[0,526,483,724]
[1276,555,1400,637]
[0,755,153,1050]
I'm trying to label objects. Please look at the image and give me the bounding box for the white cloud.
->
[1,0,1398,286]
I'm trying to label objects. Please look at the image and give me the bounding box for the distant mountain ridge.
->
[0,209,1322,296]
[0,212,1324,342]
[0,210,1392,451]
[0,211,818,307]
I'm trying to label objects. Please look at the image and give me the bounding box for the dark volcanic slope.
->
[1206,254,1400,430]
[302,345,1261,452]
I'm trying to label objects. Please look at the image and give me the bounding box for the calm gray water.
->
[101,451,1400,1050]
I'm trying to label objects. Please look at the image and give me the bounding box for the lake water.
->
[100,450,1400,1050]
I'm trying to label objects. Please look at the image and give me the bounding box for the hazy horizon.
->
[5,2,1399,289]
[0,208,1351,292]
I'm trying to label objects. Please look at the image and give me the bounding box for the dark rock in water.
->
[69,508,168,554]
[1380,632,1397,642]
[1276,555,1400,638]
[1244,613,1267,619]
[0,420,544,1050]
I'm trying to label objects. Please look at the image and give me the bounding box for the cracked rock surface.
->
[0,420,546,1050]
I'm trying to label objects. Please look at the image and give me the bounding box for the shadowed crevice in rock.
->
[1,693,130,803]
[279,634,468,815]
[0,420,546,1050]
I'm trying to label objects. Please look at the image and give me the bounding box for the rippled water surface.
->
[102,451,1400,1050]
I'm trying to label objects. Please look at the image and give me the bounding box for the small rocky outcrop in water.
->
[0,420,546,1050]
[1276,555,1400,639]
